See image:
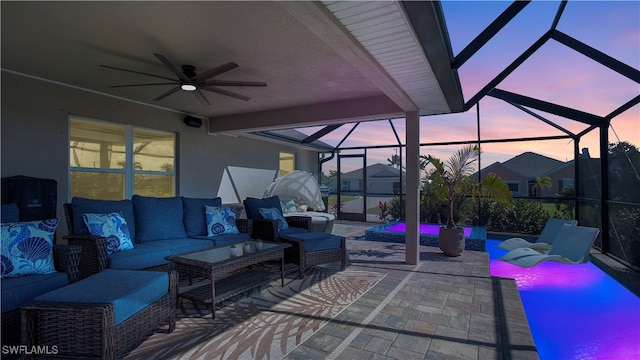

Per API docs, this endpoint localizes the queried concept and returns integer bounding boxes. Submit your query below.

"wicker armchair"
[243,196,312,242]
[1,244,81,347]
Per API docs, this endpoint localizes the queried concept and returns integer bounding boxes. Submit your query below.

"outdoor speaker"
[183,116,202,128]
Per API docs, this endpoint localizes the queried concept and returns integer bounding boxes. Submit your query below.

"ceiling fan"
[101,53,267,105]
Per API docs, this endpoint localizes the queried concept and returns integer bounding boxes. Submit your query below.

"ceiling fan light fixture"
[181,83,197,91]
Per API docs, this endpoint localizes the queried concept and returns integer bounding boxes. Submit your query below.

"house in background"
[326,163,405,196]
[478,152,576,197]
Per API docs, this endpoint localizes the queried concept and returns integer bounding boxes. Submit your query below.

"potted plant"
[230,244,240,257]
[421,145,512,256]
[255,239,263,250]
[243,241,252,254]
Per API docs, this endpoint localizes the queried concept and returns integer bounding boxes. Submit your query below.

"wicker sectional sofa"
[64,195,251,278]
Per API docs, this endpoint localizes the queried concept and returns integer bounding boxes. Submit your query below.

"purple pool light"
[384,222,473,238]
[488,240,640,359]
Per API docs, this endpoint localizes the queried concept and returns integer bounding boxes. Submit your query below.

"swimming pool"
[487,240,640,359]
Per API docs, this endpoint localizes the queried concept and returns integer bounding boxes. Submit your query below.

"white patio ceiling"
[1,1,462,138]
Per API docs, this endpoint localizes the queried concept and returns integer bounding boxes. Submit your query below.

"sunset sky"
[308,0,639,174]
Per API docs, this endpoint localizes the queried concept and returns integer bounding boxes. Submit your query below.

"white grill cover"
[264,170,325,211]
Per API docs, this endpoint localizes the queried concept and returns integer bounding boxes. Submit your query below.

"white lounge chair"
[496,218,578,251]
[498,224,600,268]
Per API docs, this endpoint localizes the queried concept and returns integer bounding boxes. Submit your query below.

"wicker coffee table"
[165,241,290,318]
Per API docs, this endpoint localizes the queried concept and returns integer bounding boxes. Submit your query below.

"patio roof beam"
[577,124,599,138]
[302,124,342,144]
[488,88,604,126]
[551,30,640,84]
[464,30,551,110]
[334,134,573,151]
[550,0,568,31]
[453,0,530,69]
[504,99,574,136]
[336,122,360,149]
[607,94,640,120]
[389,119,402,146]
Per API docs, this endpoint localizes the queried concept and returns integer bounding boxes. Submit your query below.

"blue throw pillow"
[205,206,240,236]
[71,197,136,243]
[244,196,283,220]
[82,213,134,254]
[182,197,222,237]
[132,195,186,242]
[259,207,289,231]
[1,218,58,278]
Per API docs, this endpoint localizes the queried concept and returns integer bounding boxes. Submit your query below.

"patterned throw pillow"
[1,218,59,278]
[259,207,289,231]
[205,206,240,236]
[82,213,134,254]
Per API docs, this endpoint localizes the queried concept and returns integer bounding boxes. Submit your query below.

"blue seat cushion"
[182,197,222,237]
[244,196,282,220]
[72,198,136,243]
[146,238,213,255]
[108,244,172,270]
[280,227,309,237]
[1,203,19,223]
[190,232,250,247]
[132,195,186,242]
[34,269,168,326]
[284,232,343,252]
[1,272,68,312]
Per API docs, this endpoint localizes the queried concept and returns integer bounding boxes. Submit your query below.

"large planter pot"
[439,227,465,257]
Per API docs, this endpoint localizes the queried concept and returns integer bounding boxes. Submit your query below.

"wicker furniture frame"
[1,245,81,348]
[242,199,312,241]
[62,203,252,279]
[21,271,177,360]
[166,242,291,318]
[280,235,346,279]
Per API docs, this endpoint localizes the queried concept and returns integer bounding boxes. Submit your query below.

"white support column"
[405,111,420,265]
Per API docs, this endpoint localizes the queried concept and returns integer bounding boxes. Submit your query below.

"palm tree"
[531,176,552,197]
[421,145,512,229]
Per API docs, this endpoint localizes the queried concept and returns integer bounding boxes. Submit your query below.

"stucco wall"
[1,72,319,237]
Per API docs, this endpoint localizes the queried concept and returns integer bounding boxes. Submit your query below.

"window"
[560,178,574,191]
[70,117,175,200]
[279,152,295,177]
[506,181,520,195]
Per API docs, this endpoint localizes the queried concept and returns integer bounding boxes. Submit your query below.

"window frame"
[69,115,176,200]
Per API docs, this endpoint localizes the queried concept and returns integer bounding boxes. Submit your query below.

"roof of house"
[482,152,567,179]
[339,163,405,180]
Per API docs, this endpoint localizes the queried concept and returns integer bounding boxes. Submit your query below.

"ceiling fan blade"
[154,53,191,82]
[100,65,176,81]
[111,82,177,88]
[153,86,181,101]
[201,86,250,101]
[193,89,211,106]
[195,62,239,82]
[202,80,267,87]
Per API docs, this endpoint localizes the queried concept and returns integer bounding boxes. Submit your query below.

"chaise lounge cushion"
[182,197,222,237]
[284,232,343,252]
[190,233,250,247]
[144,238,214,255]
[1,272,68,312]
[71,197,136,243]
[1,203,19,223]
[132,195,187,242]
[34,269,169,325]
[107,244,173,270]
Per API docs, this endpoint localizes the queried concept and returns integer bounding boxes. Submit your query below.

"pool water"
[487,239,640,359]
